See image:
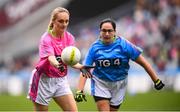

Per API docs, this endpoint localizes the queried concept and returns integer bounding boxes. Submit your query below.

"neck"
[100,36,116,45]
[55,31,63,37]
[51,29,63,38]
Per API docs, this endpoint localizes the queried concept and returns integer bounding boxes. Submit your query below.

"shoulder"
[116,36,126,42]
[64,31,75,39]
[117,36,143,52]
[40,32,52,43]
[91,39,100,47]
[116,36,132,45]
[88,39,101,51]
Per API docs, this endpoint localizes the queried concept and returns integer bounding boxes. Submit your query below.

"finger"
[85,73,91,78]
[86,72,92,78]
[78,98,82,102]
[76,99,81,102]
[83,73,90,78]
[83,95,87,101]
[75,98,79,102]
[82,74,87,78]
[87,74,92,78]
[85,74,88,78]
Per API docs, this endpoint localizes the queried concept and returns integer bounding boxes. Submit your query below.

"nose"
[105,31,110,35]
[63,22,68,26]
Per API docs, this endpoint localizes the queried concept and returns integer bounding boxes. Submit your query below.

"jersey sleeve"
[124,39,143,61]
[39,36,54,58]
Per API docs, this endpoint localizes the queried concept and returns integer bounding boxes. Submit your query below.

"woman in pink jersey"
[27,7,90,111]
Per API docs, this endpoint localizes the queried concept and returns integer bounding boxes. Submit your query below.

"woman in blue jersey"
[75,18,165,111]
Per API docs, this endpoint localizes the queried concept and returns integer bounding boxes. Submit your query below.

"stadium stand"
[0,0,179,95]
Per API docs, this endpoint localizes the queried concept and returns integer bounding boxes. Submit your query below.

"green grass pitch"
[0,90,179,111]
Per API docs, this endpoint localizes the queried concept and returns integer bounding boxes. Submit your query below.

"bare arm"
[75,73,88,102]
[48,55,59,68]
[135,54,159,82]
[72,63,84,69]
[77,73,87,91]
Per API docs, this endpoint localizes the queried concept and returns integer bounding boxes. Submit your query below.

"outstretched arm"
[135,54,165,90]
[77,73,87,91]
[48,55,60,68]
[73,63,94,78]
[135,54,158,82]
[74,73,88,102]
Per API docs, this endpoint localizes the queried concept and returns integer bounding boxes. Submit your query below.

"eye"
[58,20,69,24]
[65,20,69,23]
[101,29,114,33]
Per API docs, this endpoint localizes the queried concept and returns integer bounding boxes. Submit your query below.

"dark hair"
[99,18,116,31]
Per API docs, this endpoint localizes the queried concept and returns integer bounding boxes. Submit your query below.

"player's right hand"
[74,90,87,102]
[57,64,65,72]
[154,79,165,90]
[80,65,95,78]
[56,56,65,72]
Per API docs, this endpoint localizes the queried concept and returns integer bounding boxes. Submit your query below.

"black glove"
[57,64,65,72]
[154,79,165,90]
[74,90,87,102]
[56,56,65,72]
[56,56,62,62]
[80,65,95,78]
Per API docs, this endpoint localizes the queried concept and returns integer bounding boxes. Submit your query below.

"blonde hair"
[48,7,70,30]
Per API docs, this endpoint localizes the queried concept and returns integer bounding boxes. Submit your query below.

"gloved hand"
[80,65,95,78]
[154,79,165,90]
[57,64,65,72]
[56,56,61,62]
[56,56,65,72]
[74,90,87,102]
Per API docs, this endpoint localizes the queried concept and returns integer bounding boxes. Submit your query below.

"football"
[61,46,81,66]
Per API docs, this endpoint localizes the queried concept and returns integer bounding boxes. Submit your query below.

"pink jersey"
[36,31,75,77]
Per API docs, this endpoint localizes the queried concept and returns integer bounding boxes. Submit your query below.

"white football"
[61,46,81,66]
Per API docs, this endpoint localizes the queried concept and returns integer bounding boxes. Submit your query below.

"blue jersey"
[84,36,142,82]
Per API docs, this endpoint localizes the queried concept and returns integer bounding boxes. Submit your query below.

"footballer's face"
[53,12,69,36]
[100,22,115,44]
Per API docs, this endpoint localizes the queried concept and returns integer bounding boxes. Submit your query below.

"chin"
[60,29,66,33]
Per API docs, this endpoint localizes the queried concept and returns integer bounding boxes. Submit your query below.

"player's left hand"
[80,65,95,78]
[154,79,165,90]
[74,90,87,102]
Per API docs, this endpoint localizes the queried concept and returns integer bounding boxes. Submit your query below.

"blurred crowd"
[76,0,180,73]
[0,0,179,95]
[74,0,180,93]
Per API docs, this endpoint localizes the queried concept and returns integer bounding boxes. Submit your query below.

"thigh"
[110,78,127,106]
[96,99,110,111]
[54,76,72,97]
[91,76,111,98]
[93,96,110,111]
[110,104,121,111]
[28,71,54,106]
[53,94,77,111]
[53,76,77,111]
[33,102,48,112]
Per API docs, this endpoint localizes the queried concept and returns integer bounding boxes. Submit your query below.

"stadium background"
[0,0,179,111]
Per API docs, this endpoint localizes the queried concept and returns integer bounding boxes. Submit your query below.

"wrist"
[54,63,60,68]
[76,90,83,93]
[154,79,160,84]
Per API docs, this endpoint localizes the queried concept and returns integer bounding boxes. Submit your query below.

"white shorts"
[27,69,72,105]
[91,76,127,106]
